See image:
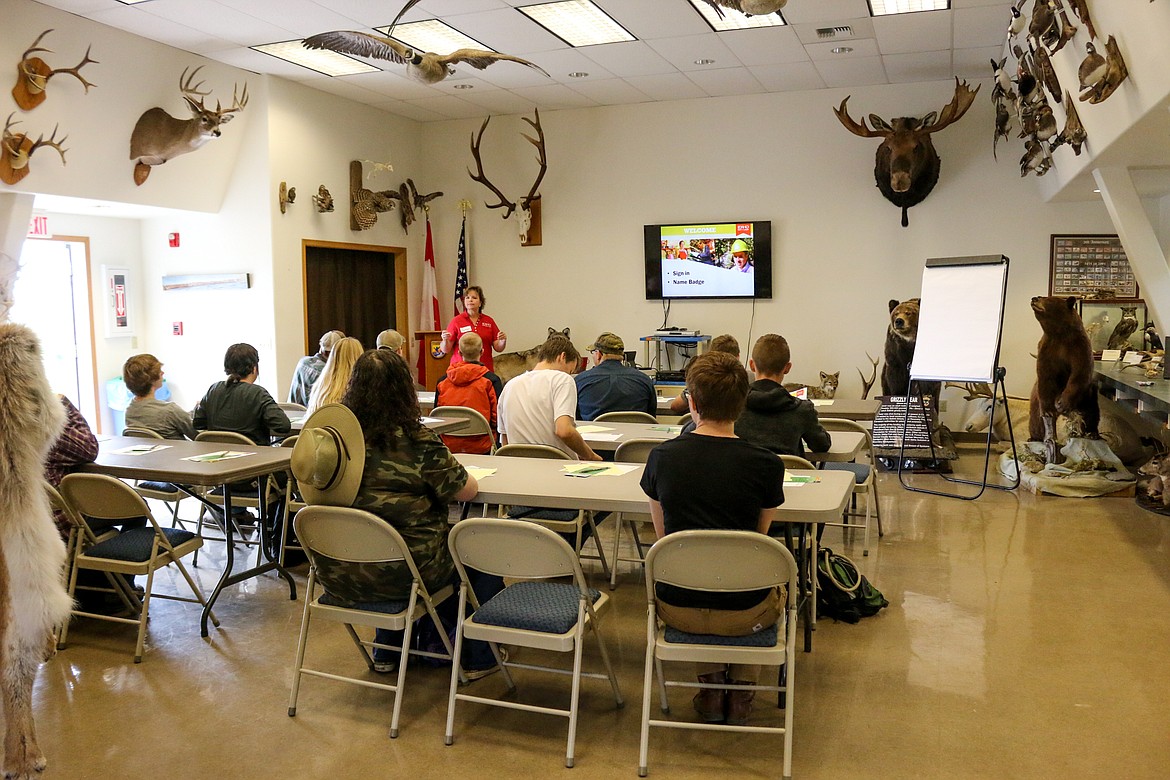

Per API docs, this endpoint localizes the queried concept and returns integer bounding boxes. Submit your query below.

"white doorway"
[11,236,99,427]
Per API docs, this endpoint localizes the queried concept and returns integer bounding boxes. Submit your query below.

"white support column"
[0,192,35,323]
[1093,167,1170,331]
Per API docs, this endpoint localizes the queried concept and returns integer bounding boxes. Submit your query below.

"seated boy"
[123,353,196,440]
[434,333,500,454]
[734,334,831,459]
[640,351,785,725]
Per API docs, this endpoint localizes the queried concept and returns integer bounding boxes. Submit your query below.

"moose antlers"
[13,29,98,111]
[1,113,67,185]
[468,108,547,221]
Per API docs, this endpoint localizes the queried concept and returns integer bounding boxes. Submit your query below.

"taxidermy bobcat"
[784,371,839,400]
[1139,453,1170,507]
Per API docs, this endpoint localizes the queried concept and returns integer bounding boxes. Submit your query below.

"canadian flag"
[417,216,441,378]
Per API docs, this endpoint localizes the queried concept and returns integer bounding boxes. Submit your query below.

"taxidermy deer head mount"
[833,78,979,227]
[468,108,547,246]
[1,113,67,185]
[129,66,248,186]
[12,29,98,111]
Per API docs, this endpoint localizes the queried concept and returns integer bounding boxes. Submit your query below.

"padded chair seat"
[474,581,601,634]
[138,481,180,493]
[822,461,870,483]
[86,526,197,562]
[508,506,580,522]
[664,624,778,647]
[318,592,410,614]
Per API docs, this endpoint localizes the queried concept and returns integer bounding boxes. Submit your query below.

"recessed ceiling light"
[694,58,716,66]
[568,71,589,78]
[1093,188,1101,193]
[252,40,379,77]
[453,83,473,89]
[831,46,854,54]
[518,1,635,47]
[374,20,491,53]
[867,0,950,16]
[687,0,786,31]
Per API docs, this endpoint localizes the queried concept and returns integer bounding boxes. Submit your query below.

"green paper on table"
[649,425,682,433]
[562,463,638,477]
[783,475,820,486]
[113,443,171,455]
[183,450,254,463]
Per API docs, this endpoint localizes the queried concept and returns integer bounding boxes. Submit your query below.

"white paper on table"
[811,399,832,406]
[575,425,614,434]
[182,450,253,463]
[581,432,623,442]
[465,467,496,480]
[1123,352,1144,364]
[112,443,172,455]
[1101,349,1123,362]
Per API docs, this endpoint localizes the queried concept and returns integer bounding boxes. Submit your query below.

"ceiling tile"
[216,0,364,39]
[209,47,321,79]
[440,8,568,55]
[344,69,441,99]
[372,99,448,122]
[579,41,676,78]
[598,0,710,40]
[953,4,1010,49]
[137,0,298,46]
[952,45,1003,80]
[782,0,872,26]
[643,33,741,72]
[458,88,545,114]
[720,27,810,67]
[883,49,953,83]
[34,0,110,13]
[623,72,708,101]
[804,37,881,61]
[874,10,952,55]
[509,83,600,110]
[407,94,493,118]
[302,76,391,103]
[748,61,827,92]
[686,66,767,97]
[566,78,652,105]
[790,17,875,45]
[87,7,227,52]
[814,55,888,88]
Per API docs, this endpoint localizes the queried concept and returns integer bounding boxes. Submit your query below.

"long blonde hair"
[306,336,363,416]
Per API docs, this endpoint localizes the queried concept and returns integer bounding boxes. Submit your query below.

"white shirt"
[497,368,579,459]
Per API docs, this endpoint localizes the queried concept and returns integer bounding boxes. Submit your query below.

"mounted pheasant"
[833,78,980,227]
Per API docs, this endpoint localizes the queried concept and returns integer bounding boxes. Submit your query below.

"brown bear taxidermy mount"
[834,78,980,227]
[1029,296,1100,464]
[881,298,941,422]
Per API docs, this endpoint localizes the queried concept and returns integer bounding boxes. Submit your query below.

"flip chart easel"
[898,254,1020,498]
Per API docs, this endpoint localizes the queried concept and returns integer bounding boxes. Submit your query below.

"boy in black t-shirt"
[640,351,784,726]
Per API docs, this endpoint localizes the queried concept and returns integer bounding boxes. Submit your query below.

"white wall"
[419,82,1114,425]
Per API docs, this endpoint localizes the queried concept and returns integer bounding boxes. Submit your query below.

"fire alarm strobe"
[168,233,180,247]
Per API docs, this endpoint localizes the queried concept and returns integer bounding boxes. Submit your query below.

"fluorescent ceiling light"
[868,0,950,15]
[374,20,492,53]
[252,40,379,77]
[688,0,786,31]
[518,1,635,47]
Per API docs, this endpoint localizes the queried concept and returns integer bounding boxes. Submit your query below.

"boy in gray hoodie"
[734,334,831,459]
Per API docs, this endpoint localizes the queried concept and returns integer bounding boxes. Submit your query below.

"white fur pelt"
[0,323,72,780]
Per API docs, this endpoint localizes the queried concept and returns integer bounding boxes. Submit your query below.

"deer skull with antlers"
[129,66,248,186]
[468,109,547,245]
[1,113,67,185]
[834,78,979,227]
[12,29,98,111]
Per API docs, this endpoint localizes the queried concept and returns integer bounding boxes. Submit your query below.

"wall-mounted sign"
[27,214,50,239]
[102,265,134,338]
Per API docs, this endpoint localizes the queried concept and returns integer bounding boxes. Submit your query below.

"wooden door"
[302,240,408,354]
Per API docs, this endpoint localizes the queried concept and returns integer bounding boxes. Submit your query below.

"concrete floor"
[26,453,1170,779]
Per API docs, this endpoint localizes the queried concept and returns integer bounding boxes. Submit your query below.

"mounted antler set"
[129,66,248,185]
[12,29,98,110]
[1,113,67,185]
[468,108,547,245]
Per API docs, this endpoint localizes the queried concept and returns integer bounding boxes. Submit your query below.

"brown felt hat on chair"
[290,403,365,507]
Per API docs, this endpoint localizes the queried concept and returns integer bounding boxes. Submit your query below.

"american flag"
[417,216,441,378]
[453,215,468,314]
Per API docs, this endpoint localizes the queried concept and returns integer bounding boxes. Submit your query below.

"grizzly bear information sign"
[872,396,934,449]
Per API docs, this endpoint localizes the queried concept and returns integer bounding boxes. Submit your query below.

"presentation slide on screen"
[660,223,755,297]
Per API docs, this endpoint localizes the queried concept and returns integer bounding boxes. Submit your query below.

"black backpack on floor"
[816,547,888,624]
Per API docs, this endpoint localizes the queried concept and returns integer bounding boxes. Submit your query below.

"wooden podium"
[414,330,447,390]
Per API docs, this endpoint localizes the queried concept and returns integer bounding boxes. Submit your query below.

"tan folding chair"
[289,506,457,738]
[818,418,882,556]
[675,412,692,427]
[277,402,307,413]
[609,438,663,590]
[430,405,496,454]
[595,410,658,424]
[193,429,266,565]
[445,519,624,768]
[276,435,305,566]
[122,427,188,528]
[494,443,610,580]
[57,473,216,663]
[638,531,798,779]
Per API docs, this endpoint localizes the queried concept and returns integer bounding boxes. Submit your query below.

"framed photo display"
[1049,234,1139,300]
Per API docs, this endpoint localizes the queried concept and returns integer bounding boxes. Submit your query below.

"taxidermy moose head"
[468,108,546,245]
[129,66,248,185]
[833,78,980,227]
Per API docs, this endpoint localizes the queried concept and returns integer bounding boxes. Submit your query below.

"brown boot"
[725,681,755,725]
[693,672,727,723]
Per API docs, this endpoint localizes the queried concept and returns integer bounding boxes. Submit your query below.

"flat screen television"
[644,221,772,300]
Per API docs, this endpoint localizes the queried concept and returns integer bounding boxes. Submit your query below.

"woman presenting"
[438,286,506,372]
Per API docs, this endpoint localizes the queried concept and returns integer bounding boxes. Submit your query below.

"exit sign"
[27,215,51,239]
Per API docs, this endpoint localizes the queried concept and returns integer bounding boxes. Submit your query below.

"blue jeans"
[374,567,504,671]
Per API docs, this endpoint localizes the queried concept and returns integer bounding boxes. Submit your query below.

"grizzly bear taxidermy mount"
[1028,295,1100,463]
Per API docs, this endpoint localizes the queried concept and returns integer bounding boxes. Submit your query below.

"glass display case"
[1079,299,1148,353]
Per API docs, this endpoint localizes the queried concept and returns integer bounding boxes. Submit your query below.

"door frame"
[301,239,409,354]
